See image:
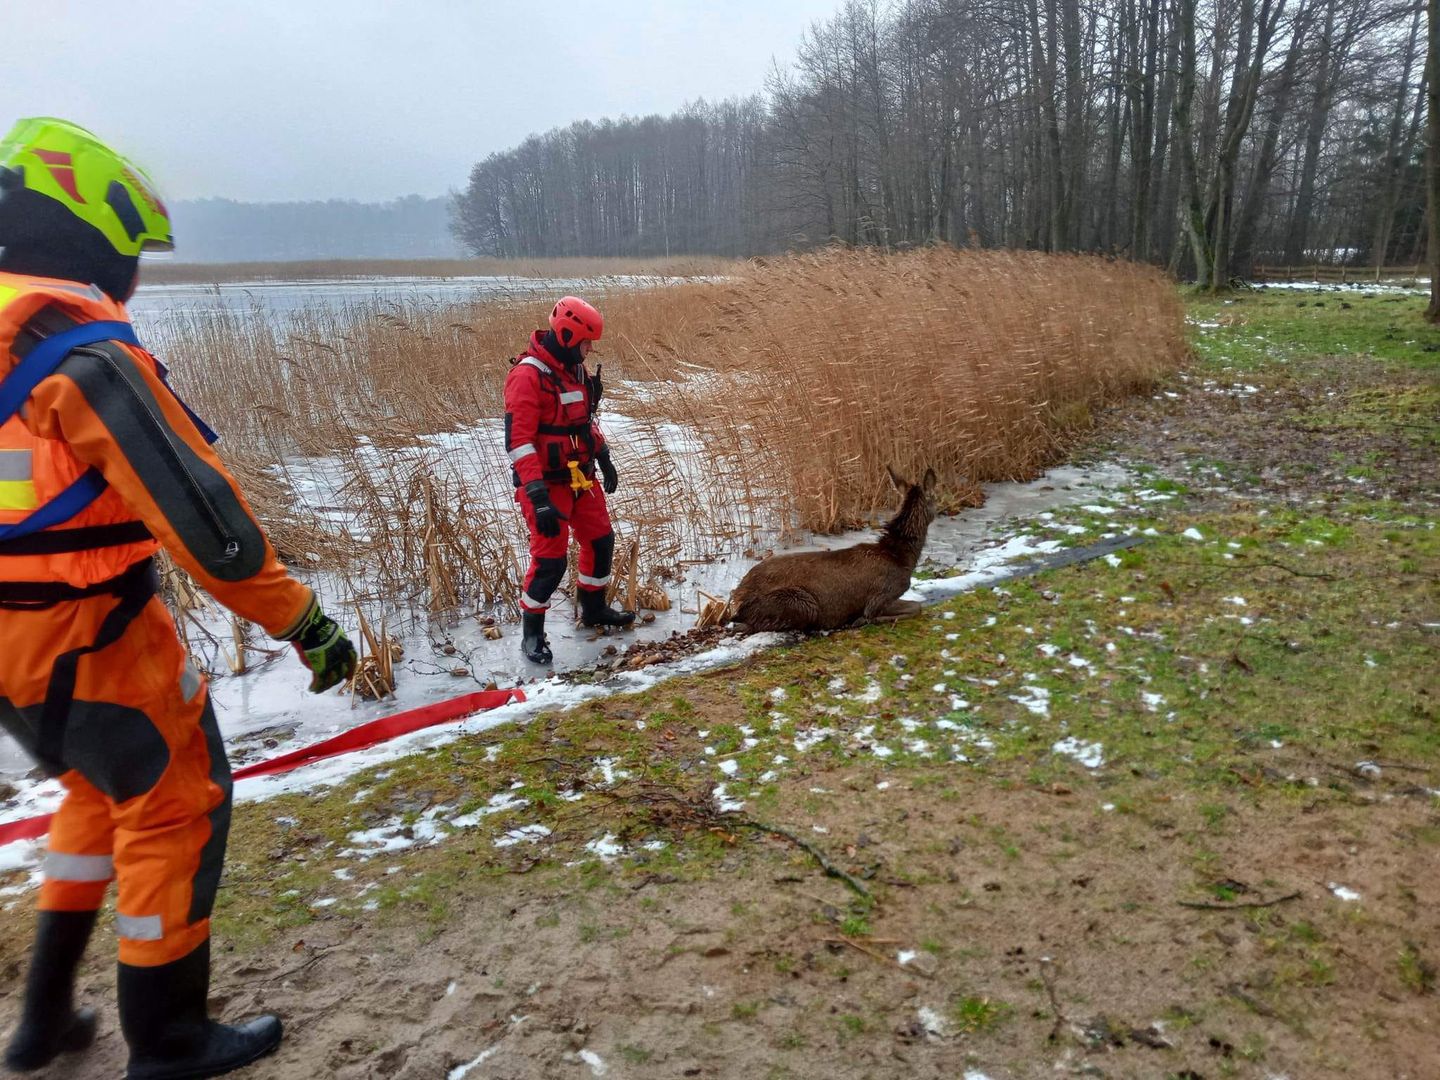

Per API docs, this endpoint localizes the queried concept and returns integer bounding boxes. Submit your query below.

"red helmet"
[549,296,603,347]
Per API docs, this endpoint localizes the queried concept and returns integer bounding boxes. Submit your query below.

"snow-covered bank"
[0,462,1152,876]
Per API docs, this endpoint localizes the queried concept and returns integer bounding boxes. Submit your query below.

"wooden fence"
[1251,264,1425,284]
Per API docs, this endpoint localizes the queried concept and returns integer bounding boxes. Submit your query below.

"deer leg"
[866,598,924,625]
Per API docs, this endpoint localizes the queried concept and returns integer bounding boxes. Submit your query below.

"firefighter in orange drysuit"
[0,118,357,1079]
[505,296,634,664]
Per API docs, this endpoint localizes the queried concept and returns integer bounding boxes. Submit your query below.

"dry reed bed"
[146,250,1184,639]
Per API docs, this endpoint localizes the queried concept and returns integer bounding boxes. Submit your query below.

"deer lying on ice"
[727,466,938,633]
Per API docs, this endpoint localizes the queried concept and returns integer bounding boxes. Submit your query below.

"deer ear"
[885,465,905,492]
[921,468,937,493]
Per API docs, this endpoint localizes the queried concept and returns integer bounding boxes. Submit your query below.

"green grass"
[1186,288,1440,372]
[952,994,1012,1032]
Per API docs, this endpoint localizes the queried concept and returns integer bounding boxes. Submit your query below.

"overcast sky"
[6,0,842,204]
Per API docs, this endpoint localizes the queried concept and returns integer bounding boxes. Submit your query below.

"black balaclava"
[0,180,140,303]
[541,328,585,369]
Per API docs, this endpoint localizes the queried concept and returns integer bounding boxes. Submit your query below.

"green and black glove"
[280,597,358,693]
[597,449,619,495]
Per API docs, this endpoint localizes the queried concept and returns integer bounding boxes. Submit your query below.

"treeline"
[172,195,464,263]
[452,0,1425,282]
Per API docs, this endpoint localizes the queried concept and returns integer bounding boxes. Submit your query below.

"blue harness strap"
[0,319,217,543]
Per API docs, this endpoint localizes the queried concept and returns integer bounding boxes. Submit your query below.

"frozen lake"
[126,273,692,331]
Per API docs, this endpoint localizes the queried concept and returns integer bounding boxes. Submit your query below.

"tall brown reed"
[145,249,1184,642]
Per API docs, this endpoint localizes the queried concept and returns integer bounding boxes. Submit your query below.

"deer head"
[883,465,938,547]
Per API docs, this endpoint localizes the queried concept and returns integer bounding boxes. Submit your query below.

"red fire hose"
[0,686,525,847]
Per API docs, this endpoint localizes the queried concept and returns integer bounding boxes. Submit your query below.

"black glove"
[280,597,358,693]
[597,450,619,495]
[524,480,565,537]
[587,363,603,408]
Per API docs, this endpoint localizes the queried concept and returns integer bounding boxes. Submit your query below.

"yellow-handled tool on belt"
[568,460,594,493]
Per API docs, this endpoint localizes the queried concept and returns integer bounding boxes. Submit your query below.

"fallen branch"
[1178,890,1301,911]
[1250,557,1336,580]
[738,818,873,900]
[1039,957,1071,1043]
[820,936,921,976]
[1224,983,1277,1018]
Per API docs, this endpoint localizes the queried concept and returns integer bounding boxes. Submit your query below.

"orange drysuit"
[0,272,311,967]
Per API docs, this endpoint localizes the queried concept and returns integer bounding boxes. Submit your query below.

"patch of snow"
[448,791,529,829]
[718,759,740,776]
[854,680,884,704]
[1328,883,1361,902]
[584,833,625,861]
[577,1049,609,1077]
[449,1044,502,1079]
[917,1005,956,1038]
[1010,686,1051,717]
[712,784,744,813]
[494,824,550,848]
[1182,528,1205,541]
[793,728,832,753]
[1053,737,1105,768]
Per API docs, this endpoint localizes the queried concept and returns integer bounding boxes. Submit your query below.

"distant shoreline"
[139,255,739,285]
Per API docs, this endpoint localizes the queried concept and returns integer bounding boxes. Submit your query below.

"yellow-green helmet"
[0,117,173,257]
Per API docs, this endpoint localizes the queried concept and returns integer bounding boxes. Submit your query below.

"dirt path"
[28,761,1438,1080]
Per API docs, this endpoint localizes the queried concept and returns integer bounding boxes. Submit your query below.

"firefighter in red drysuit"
[0,118,357,1079]
[505,296,634,664]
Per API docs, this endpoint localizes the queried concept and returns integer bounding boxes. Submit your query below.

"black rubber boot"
[578,588,636,629]
[4,909,99,1072]
[118,940,282,1080]
[521,610,553,664]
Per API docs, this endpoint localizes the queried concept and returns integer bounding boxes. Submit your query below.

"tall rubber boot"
[521,610,553,664]
[578,588,636,629]
[118,940,282,1080]
[4,909,99,1071]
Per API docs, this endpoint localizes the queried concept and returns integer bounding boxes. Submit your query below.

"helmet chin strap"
[541,328,586,368]
[0,186,139,303]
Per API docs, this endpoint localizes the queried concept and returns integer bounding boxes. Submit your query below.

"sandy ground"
[9,758,1437,1080]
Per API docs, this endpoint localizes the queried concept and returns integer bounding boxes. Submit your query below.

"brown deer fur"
[727,467,938,633]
